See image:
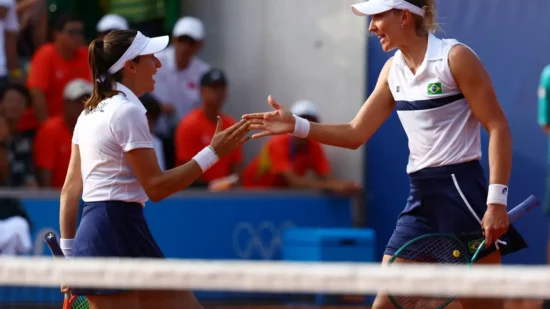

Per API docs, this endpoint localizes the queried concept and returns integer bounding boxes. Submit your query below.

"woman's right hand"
[210,116,251,157]
[242,96,296,139]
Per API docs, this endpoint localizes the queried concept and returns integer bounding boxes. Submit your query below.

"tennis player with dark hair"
[59,29,249,309]
[243,0,525,308]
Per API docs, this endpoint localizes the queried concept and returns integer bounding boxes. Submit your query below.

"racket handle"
[44,232,65,257]
[508,195,540,224]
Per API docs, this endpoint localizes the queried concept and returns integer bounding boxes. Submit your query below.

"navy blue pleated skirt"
[385,161,527,261]
[72,201,164,296]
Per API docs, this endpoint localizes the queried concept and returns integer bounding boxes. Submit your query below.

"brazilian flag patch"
[427,82,443,95]
[467,238,486,254]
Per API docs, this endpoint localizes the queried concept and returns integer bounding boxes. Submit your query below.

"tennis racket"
[44,232,90,309]
[387,195,540,309]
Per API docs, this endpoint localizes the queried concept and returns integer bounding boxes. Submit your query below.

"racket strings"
[391,235,470,309]
[70,295,90,309]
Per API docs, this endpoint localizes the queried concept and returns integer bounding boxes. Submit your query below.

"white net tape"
[0,257,548,299]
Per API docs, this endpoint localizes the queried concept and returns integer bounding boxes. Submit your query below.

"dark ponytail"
[85,30,139,113]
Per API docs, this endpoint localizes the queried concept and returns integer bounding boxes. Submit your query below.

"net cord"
[0,257,548,299]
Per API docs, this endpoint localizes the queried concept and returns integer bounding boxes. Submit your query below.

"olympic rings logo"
[232,221,296,259]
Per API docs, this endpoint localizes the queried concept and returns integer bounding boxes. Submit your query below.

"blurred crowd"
[0,0,361,196]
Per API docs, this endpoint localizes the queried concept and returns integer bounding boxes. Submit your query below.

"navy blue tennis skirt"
[385,160,527,261]
[72,201,164,296]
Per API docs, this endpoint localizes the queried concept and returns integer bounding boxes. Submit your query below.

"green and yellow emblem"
[467,238,486,254]
[427,82,443,95]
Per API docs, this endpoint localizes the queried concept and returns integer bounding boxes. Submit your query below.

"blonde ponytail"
[422,0,438,34]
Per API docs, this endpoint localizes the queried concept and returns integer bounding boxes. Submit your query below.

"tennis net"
[0,257,546,308]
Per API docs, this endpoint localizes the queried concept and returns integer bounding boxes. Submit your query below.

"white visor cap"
[351,0,425,17]
[107,31,169,75]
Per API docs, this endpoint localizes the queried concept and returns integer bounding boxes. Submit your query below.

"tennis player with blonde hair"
[243,0,526,308]
[59,29,249,309]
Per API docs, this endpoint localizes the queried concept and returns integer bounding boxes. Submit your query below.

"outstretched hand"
[242,96,296,139]
[209,116,251,157]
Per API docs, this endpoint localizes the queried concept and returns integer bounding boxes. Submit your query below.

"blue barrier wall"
[24,191,354,260]
[2,190,354,303]
[366,0,550,264]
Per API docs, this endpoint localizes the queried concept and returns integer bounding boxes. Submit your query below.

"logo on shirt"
[427,82,443,95]
[396,86,400,93]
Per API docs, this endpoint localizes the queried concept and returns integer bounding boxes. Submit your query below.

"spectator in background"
[0,197,32,256]
[1,0,21,88]
[153,16,210,169]
[33,78,89,188]
[242,100,361,195]
[107,0,165,37]
[20,14,90,131]
[538,64,550,309]
[95,13,128,39]
[0,84,36,187]
[140,93,165,171]
[16,0,47,74]
[175,69,242,188]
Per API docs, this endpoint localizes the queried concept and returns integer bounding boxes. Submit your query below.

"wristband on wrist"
[192,146,219,172]
[292,115,310,138]
[60,238,74,259]
[487,184,508,206]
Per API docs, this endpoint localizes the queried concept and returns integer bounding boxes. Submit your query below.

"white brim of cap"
[139,35,169,56]
[351,1,393,16]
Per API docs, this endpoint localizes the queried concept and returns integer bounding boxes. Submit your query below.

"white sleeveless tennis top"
[73,83,154,205]
[388,34,482,174]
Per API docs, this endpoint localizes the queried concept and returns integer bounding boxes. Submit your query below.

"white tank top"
[73,83,154,205]
[387,34,482,174]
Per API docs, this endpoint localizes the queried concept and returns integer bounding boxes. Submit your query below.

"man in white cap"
[152,16,211,169]
[242,100,361,195]
[96,14,129,39]
[33,78,91,188]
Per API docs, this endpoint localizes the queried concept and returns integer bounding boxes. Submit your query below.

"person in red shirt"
[243,100,360,195]
[21,14,91,131]
[175,69,243,188]
[33,78,90,188]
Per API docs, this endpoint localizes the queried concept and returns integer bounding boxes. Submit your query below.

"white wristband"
[193,146,219,172]
[487,184,508,206]
[292,115,310,138]
[60,238,74,259]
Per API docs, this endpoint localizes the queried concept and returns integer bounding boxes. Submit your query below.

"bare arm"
[126,148,203,201]
[449,45,512,187]
[307,58,395,149]
[30,88,48,123]
[59,144,83,239]
[246,58,395,149]
[126,118,250,201]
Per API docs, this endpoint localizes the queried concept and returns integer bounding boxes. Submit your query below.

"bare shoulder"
[448,45,484,74]
[381,56,394,76]
[376,56,394,86]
